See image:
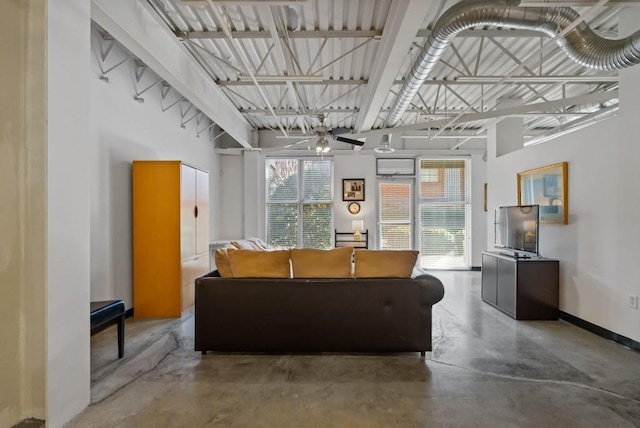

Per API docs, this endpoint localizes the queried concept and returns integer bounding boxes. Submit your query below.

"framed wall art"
[517,162,568,224]
[342,179,365,201]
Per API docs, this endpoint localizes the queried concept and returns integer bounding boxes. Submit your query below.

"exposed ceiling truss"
[138,0,638,151]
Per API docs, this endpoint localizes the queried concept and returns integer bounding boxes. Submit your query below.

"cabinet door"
[481,253,498,305]
[497,258,517,317]
[180,164,197,260]
[195,169,209,255]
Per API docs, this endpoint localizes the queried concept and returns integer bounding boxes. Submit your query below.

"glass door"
[378,180,413,250]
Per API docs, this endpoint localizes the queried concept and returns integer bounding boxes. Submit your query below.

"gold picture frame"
[517,162,568,224]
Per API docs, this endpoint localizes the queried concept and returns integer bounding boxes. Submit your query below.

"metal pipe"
[386,0,640,126]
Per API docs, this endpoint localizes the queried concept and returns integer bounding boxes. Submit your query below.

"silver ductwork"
[385,0,640,126]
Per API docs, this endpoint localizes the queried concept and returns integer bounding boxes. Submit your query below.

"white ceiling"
[138,0,631,152]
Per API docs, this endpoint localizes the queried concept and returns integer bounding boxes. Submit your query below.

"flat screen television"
[494,205,539,257]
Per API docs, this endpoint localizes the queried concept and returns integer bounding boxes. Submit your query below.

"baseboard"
[470,266,481,271]
[559,311,640,353]
[126,308,134,318]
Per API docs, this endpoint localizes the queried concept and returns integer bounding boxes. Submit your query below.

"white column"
[46,0,92,426]
[495,98,524,157]
[243,151,262,238]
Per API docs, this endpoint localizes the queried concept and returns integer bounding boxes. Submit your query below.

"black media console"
[481,251,559,320]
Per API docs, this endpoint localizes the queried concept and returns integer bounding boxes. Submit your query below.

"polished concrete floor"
[69,271,640,427]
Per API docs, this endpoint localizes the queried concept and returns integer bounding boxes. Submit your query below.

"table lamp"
[352,220,364,241]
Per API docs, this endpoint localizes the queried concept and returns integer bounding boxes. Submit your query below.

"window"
[266,159,333,249]
[422,168,439,183]
[418,159,470,269]
[378,181,413,250]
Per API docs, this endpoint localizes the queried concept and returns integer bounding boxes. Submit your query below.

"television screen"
[495,205,539,255]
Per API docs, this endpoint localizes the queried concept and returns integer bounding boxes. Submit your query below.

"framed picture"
[517,162,568,224]
[343,179,365,201]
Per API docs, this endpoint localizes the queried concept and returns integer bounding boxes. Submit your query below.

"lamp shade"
[352,220,364,232]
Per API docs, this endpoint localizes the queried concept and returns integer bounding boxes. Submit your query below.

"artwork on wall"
[343,179,365,201]
[484,183,488,212]
[517,162,568,224]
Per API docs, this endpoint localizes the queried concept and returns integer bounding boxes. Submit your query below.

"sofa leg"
[201,350,207,356]
[420,351,426,357]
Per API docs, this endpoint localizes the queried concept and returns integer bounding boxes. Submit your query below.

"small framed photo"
[342,179,365,201]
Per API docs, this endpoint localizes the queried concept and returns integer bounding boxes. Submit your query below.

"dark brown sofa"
[195,268,445,355]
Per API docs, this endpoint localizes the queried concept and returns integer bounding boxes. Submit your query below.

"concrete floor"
[69,271,640,427]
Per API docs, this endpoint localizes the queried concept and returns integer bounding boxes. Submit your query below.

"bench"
[90,300,125,358]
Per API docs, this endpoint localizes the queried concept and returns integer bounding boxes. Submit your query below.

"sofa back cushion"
[354,250,419,278]
[290,247,353,278]
[227,249,291,278]
[214,248,235,277]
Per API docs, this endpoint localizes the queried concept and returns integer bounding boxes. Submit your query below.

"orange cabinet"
[133,161,210,317]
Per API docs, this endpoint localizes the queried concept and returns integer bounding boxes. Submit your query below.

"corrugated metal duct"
[386,0,640,126]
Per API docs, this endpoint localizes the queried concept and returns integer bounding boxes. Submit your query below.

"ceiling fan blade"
[282,138,313,149]
[329,127,351,136]
[262,137,315,152]
[335,136,365,146]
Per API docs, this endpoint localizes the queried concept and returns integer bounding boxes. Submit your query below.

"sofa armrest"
[413,268,445,306]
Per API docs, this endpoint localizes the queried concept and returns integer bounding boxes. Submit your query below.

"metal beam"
[215,76,617,86]
[354,0,429,133]
[347,89,619,138]
[455,75,618,83]
[178,28,546,40]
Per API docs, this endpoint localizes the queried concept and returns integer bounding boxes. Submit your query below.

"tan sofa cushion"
[214,248,235,278]
[354,250,419,278]
[228,249,291,278]
[290,247,353,278]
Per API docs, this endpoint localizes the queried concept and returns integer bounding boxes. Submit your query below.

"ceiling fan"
[277,113,364,153]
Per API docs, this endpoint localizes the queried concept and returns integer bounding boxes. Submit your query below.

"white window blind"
[378,181,413,250]
[419,159,470,269]
[267,159,333,249]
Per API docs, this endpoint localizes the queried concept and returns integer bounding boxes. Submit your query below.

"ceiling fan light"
[375,134,395,153]
[322,146,331,153]
[374,146,395,153]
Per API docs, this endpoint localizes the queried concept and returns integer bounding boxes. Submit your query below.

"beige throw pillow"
[290,247,353,278]
[354,250,419,278]
[227,249,291,278]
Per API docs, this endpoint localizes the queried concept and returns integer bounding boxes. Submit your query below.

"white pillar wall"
[495,98,524,157]
[243,151,263,238]
[47,0,92,426]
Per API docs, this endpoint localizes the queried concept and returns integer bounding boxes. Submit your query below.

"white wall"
[334,154,379,246]
[485,8,640,343]
[224,151,487,267]
[89,27,222,309]
[47,0,92,426]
